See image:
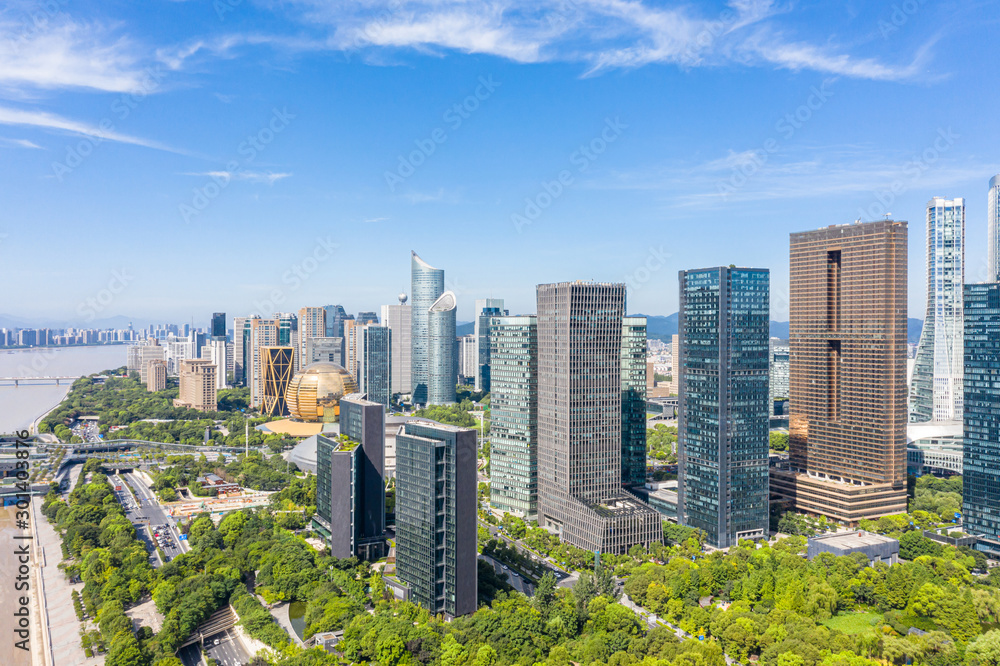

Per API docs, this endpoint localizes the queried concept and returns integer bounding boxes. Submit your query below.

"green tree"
[968,630,1000,665]
[475,644,498,666]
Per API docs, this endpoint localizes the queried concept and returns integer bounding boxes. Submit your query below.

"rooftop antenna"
[884,213,892,220]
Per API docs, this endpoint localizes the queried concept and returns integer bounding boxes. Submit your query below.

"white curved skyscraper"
[410,252,444,405]
[909,197,964,423]
[990,175,1000,281]
[427,290,457,405]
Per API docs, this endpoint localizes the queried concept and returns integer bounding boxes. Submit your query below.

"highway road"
[202,627,250,666]
[481,553,533,596]
[124,471,189,556]
[109,472,185,565]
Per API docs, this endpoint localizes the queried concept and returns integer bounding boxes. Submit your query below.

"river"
[0,346,126,434]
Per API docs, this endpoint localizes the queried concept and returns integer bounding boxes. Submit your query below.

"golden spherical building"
[285,362,358,422]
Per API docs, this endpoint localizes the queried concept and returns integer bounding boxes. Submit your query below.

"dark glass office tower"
[963,283,1000,556]
[536,281,662,554]
[314,394,386,560]
[359,325,392,409]
[621,316,648,488]
[677,267,770,548]
[411,252,445,405]
[394,420,477,617]
[211,312,226,339]
[323,305,350,338]
[489,315,538,519]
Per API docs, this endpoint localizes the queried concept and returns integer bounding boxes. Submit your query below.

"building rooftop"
[810,531,897,549]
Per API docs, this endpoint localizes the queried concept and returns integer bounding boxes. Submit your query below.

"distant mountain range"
[636,314,924,345]
[0,313,162,331]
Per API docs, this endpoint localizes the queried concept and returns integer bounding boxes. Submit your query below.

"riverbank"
[0,346,125,434]
[28,394,72,436]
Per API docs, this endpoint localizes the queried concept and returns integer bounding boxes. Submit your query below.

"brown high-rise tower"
[770,220,908,523]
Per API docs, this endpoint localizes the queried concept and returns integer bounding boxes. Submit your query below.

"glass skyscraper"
[990,176,1000,282]
[394,420,477,617]
[620,316,648,488]
[771,220,908,523]
[410,252,445,405]
[211,312,226,339]
[910,197,965,423]
[427,291,457,405]
[358,325,392,409]
[323,304,350,338]
[314,395,386,560]
[474,298,507,391]
[963,283,1000,556]
[536,281,662,554]
[488,315,538,519]
[677,267,770,548]
[381,294,412,395]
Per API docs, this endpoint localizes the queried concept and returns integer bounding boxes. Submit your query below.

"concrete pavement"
[202,627,250,666]
[31,495,102,666]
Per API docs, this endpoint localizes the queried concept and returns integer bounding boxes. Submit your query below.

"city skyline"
[2,2,999,322]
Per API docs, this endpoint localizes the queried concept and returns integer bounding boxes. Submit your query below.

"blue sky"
[2,0,998,325]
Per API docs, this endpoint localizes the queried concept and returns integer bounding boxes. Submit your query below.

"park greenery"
[769,431,789,452]
[414,400,483,430]
[43,449,1000,666]
[37,368,304,452]
[146,450,307,498]
[647,425,677,463]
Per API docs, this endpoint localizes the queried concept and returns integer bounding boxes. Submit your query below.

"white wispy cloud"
[0,18,151,93]
[588,146,997,208]
[0,106,180,151]
[0,136,41,149]
[266,0,928,81]
[186,170,292,184]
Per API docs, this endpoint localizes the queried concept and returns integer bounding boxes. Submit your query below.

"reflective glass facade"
[411,252,445,405]
[488,315,538,518]
[427,291,457,405]
[990,176,1000,282]
[474,298,507,391]
[910,197,965,423]
[359,325,392,408]
[677,267,770,548]
[963,284,1000,555]
[395,421,477,617]
[621,317,648,488]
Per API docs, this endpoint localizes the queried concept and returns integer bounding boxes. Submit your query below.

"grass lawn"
[822,612,882,635]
